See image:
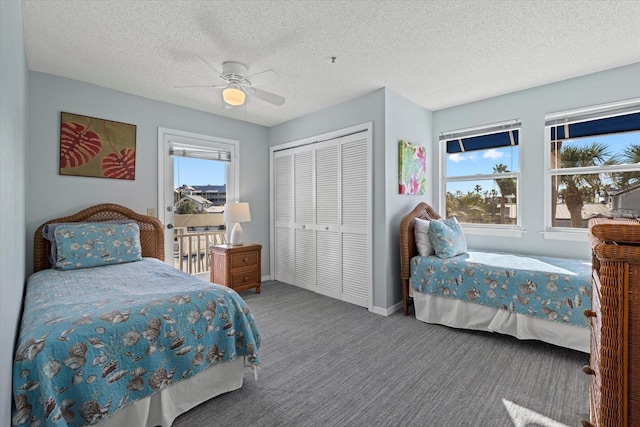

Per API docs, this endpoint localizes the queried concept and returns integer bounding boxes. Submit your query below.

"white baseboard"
[372,301,403,317]
[261,275,271,282]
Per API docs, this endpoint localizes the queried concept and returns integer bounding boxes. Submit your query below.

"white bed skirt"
[96,357,246,427]
[412,292,590,353]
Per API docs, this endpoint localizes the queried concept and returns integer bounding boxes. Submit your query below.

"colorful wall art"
[59,112,137,180]
[398,140,426,195]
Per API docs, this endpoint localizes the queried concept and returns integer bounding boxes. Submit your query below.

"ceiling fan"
[175,57,285,108]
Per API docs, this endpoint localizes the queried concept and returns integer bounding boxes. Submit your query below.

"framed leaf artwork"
[398,140,426,195]
[59,112,137,180]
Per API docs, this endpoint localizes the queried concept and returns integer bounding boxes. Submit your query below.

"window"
[545,99,640,230]
[441,120,521,227]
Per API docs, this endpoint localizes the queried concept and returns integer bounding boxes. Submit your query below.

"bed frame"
[399,202,441,315]
[33,203,165,272]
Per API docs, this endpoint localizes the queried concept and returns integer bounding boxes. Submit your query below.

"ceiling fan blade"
[247,69,278,87]
[251,88,285,106]
[194,55,227,85]
[173,84,226,89]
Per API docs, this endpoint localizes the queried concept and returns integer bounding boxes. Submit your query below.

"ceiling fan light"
[222,87,246,106]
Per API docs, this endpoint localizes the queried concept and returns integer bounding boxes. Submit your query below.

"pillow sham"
[414,217,435,256]
[43,220,134,266]
[428,217,467,258]
[54,222,142,270]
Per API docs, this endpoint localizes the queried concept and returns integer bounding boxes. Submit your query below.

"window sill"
[541,230,588,242]
[460,225,524,238]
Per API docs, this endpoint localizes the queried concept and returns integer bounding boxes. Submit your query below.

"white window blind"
[169,142,232,162]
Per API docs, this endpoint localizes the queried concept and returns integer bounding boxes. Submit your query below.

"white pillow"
[414,217,435,256]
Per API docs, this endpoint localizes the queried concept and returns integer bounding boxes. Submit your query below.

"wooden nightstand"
[210,243,262,293]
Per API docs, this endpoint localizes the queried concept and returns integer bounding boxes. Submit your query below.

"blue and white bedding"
[410,251,592,328]
[12,258,261,427]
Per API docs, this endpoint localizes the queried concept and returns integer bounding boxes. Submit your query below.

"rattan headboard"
[399,202,441,315]
[34,203,165,272]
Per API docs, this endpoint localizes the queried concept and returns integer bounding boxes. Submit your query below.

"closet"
[272,130,371,308]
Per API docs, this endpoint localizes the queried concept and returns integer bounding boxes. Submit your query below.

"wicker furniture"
[210,243,262,293]
[33,203,164,272]
[399,202,441,315]
[584,217,640,427]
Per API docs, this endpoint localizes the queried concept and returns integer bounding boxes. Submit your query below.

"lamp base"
[229,222,244,246]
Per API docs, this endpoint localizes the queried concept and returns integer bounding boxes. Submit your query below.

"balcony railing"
[173,230,227,275]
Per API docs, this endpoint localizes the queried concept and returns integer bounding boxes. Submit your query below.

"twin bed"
[12,204,261,427]
[400,202,592,353]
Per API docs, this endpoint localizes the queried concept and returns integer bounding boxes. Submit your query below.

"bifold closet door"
[294,148,315,291]
[315,140,341,299]
[272,130,370,309]
[340,133,370,308]
[273,152,294,285]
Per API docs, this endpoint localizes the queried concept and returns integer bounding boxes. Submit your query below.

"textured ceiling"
[21,0,640,127]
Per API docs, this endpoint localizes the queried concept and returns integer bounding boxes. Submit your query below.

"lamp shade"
[224,202,251,223]
[222,86,246,106]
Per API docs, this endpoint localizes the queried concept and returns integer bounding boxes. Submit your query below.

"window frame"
[440,119,523,235]
[543,98,640,238]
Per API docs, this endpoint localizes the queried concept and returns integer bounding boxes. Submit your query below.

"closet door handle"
[584,309,597,318]
[582,365,595,375]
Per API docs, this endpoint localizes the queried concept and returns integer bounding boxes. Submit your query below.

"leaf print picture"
[398,140,427,195]
[59,112,137,180]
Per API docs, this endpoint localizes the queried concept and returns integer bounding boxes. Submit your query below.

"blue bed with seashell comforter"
[13,203,261,427]
[12,258,261,426]
[400,202,592,353]
[409,251,592,352]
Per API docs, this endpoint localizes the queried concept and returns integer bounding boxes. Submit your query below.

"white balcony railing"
[173,230,227,275]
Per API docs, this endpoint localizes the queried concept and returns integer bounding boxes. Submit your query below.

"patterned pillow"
[414,218,435,256]
[54,222,142,270]
[428,218,467,258]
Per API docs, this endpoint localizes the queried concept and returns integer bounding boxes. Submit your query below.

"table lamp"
[224,202,251,246]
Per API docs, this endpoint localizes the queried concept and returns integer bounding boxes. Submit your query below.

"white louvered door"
[294,147,315,291]
[340,133,370,307]
[315,139,341,299]
[273,151,295,285]
[271,129,370,309]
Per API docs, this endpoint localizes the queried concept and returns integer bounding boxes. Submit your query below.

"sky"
[446,131,640,195]
[174,157,226,188]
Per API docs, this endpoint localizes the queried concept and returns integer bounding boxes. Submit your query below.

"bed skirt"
[96,357,246,427]
[412,291,590,353]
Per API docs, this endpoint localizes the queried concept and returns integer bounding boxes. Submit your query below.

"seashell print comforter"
[410,251,592,327]
[12,258,261,426]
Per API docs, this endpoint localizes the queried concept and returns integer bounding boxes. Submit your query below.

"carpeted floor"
[174,281,590,427]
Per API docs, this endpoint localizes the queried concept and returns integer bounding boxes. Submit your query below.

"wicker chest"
[584,218,640,427]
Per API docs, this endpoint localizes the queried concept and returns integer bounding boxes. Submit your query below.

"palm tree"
[613,143,640,189]
[558,142,609,227]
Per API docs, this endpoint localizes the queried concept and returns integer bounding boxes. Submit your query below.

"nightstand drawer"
[230,268,260,288]
[230,251,259,269]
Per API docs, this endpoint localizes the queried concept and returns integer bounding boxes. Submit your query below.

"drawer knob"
[243,257,248,262]
[244,276,248,282]
[584,309,597,318]
[582,365,595,375]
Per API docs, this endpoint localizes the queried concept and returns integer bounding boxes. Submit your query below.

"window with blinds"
[545,99,640,229]
[441,119,521,226]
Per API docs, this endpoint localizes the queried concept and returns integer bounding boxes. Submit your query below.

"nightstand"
[209,243,262,293]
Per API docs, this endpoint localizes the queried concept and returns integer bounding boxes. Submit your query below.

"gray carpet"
[174,281,590,427]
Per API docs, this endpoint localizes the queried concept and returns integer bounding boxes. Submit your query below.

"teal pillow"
[54,222,142,270]
[428,218,467,258]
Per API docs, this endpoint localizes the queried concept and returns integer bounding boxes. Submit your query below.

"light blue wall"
[433,62,640,260]
[26,72,271,275]
[268,89,389,309]
[384,88,432,308]
[0,1,28,424]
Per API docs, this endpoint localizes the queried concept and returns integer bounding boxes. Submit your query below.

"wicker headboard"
[34,203,165,272]
[399,202,441,315]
